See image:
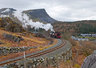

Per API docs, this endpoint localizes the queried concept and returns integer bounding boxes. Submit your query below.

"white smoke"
[13,10,54,31]
[0,15,9,17]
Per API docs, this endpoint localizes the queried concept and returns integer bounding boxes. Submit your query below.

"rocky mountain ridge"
[0,8,56,23]
[23,9,56,23]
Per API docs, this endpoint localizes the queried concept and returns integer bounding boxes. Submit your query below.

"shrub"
[74,64,80,68]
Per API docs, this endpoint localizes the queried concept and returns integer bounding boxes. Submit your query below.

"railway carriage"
[50,32,61,39]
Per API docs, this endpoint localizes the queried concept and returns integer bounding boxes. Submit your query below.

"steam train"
[33,31,61,39]
[50,32,61,39]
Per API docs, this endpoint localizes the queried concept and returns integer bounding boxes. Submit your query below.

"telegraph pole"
[23,46,27,68]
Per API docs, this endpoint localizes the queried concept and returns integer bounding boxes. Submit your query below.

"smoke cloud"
[0,8,54,31]
[13,10,54,31]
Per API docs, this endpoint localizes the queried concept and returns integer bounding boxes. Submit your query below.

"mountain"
[0,8,16,15]
[23,9,56,23]
[0,8,56,23]
[0,8,54,32]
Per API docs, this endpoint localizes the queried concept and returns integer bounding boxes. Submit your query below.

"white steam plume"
[13,10,54,31]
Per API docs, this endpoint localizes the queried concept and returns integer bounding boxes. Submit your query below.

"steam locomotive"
[50,32,61,39]
[33,31,61,39]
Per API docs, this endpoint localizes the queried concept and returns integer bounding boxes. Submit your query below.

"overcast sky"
[0,0,96,21]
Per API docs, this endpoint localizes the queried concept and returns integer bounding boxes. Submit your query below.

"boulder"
[35,33,45,38]
[81,50,96,68]
[0,41,3,45]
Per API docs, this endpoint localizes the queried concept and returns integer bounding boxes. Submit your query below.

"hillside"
[0,17,50,47]
[53,20,96,38]
[0,17,24,32]
[0,17,53,47]
[0,16,59,60]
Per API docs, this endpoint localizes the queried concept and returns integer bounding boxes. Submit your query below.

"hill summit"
[23,9,56,23]
[0,8,16,15]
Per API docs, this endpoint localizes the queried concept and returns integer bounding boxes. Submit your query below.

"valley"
[0,8,96,68]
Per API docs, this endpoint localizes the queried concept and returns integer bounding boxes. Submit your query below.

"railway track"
[0,39,65,66]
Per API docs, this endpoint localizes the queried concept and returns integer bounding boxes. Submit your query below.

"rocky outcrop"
[0,8,16,15]
[0,17,24,32]
[5,22,24,32]
[81,50,96,68]
[23,9,57,23]
[0,41,3,45]
[3,33,24,43]
[35,33,46,38]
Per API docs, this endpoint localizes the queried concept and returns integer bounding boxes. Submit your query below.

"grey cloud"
[0,0,96,21]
